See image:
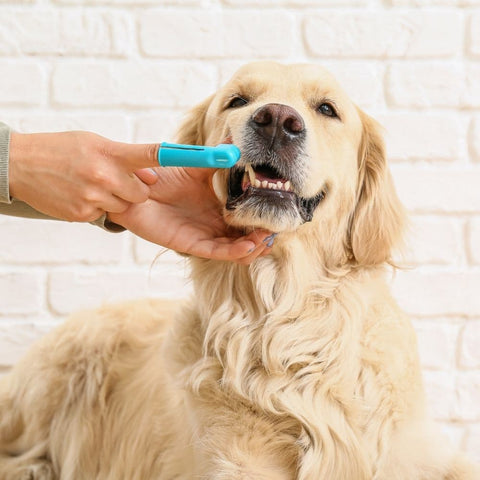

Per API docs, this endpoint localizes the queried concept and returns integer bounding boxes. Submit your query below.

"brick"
[469,13,480,57]
[0,272,42,315]
[0,10,132,57]
[470,116,480,162]
[55,0,199,3]
[392,167,480,214]
[379,113,463,162]
[388,63,480,108]
[10,114,130,141]
[459,322,480,368]
[402,216,464,266]
[422,370,457,420]
[0,62,45,106]
[465,424,480,463]
[48,269,191,315]
[386,63,463,108]
[0,218,127,265]
[52,62,216,108]
[223,0,368,4]
[134,111,184,144]
[392,270,480,317]
[0,322,54,367]
[139,10,294,59]
[387,0,460,4]
[304,12,461,58]
[376,113,466,162]
[412,320,459,369]
[455,373,480,421]
[468,218,480,265]
[463,64,480,107]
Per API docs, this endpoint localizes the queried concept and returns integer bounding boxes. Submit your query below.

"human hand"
[8,131,159,222]
[109,167,274,263]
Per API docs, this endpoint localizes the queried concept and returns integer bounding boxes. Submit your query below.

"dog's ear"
[348,109,406,266]
[175,94,214,145]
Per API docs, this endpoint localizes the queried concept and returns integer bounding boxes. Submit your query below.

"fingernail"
[149,168,158,176]
[263,233,278,245]
[247,246,256,253]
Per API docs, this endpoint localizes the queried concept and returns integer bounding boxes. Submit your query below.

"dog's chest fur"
[163,252,422,479]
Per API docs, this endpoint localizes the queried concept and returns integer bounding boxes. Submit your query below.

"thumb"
[135,167,158,185]
[108,141,160,171]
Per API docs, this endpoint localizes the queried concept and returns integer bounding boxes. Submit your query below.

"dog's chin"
[225,188,304,232]
[224,164,326,232]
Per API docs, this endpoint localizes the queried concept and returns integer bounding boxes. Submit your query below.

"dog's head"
[176,62,405,266]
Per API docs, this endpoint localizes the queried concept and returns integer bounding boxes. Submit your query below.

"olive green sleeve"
[0,122,11,204]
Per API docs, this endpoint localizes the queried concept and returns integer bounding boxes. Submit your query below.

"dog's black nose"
[250,104,305,145]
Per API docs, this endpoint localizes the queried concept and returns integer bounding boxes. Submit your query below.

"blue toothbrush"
[157,143,241,168]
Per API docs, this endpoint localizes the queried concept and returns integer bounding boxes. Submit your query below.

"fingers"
[102,143,159,202]
[231,232,277,264]
[108,141,160,170]
[135,168,158,186]
[191,231,275,264]
[78,195,130,220]
[111,173,151,204]
[102,195,131,214]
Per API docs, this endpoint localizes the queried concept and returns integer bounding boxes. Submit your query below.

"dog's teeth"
[245,163,256,184]
[245,171,292,192]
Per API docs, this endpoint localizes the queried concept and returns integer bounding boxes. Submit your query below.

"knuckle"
[89,168,116,193]
[90,167,110,186]
[145,144,159,164]
[70,203,98,222]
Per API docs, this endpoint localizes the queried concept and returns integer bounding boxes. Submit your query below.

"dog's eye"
[227,96,249,109]
[318,103,337,118]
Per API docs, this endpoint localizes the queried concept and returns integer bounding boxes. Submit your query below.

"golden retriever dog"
[0,62,478,480]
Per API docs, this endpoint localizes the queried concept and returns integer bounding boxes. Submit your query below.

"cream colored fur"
[1,62,478,480]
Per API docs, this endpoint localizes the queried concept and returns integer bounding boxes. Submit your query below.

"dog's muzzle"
[225,103,326,224]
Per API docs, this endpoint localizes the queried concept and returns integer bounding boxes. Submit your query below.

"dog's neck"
[187,232,378,388]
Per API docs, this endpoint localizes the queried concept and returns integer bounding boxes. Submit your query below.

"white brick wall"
[0,0,479,460]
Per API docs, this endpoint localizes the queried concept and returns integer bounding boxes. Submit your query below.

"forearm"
[0,123,123,230]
